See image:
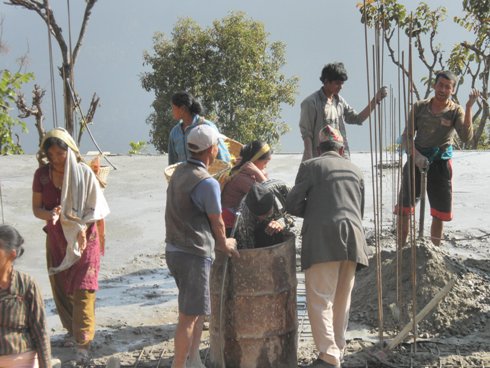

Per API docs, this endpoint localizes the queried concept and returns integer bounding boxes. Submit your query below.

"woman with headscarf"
[221,140,271,234]
[31,128,110,361]
[0,224,51,368]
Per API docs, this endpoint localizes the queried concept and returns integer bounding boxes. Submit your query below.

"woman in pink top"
[221,141,271,233]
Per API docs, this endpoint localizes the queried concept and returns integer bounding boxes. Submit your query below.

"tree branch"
[6,0,68,62]
[72,0,97,63]
[15,84,46,147]
[383,30,421,100]
[77,93,100,146]
[461,41,486,58]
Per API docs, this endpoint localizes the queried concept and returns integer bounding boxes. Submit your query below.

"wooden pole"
[385,278,456,351]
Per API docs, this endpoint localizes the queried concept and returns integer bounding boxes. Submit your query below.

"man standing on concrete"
[299,61,387,161]
[286,126,369,368]
[165,124,239,368]
[396,71,479,246]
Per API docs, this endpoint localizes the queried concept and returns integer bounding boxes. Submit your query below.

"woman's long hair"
[232,140,271,173]
[171,91,203,115]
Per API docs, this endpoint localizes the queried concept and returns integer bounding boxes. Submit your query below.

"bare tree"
[16,84,46,148]
[6,0,100,142]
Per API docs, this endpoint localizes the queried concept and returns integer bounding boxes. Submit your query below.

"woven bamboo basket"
[224,137,243,161]
[164,159,230,183]
[96,166,111,189]
[89,155,111,189]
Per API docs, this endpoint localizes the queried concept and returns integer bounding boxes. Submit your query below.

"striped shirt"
[0,270,51,368]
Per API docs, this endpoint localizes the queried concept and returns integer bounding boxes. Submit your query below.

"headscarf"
[37,127,82,166]
[41,127,80,153]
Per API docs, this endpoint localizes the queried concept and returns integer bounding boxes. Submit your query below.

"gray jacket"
[286,151,369,270]
[299,89,365,158]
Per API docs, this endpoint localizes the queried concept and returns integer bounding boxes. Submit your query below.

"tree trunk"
[61,63,75,135]
[471,108,489,149]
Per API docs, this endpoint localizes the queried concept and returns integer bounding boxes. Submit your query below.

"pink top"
[33,165,101,294]
[221,165,266,210]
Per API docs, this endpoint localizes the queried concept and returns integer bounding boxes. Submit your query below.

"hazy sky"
[2,0,469,154]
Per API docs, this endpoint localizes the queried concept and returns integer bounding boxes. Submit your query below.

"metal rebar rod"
[407,16,418,353]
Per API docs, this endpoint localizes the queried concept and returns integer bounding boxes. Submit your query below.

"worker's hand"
[414,148,429,171]
[77,226,87,253]
[241,161,267,181]
[225,238,240,258]
[375,86,388,104]
[467,88,480,108]
[265,220,283,236]
[50,206,61,225]
[241,161,261,175]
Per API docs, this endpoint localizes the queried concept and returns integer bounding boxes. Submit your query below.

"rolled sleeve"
[454,106,473,143]
[342,99,363,125]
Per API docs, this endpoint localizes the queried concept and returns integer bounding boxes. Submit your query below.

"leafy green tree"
[0,69,33,154]
[451,0,489,149]
[141,12,298,153]
[359,0,489,149]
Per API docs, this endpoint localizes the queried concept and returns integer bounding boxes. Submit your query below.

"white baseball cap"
[187,124,220,152]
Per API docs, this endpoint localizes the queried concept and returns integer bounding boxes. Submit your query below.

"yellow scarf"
[249,143,270,163]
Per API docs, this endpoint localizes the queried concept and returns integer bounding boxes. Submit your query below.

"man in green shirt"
[396,70,480,246]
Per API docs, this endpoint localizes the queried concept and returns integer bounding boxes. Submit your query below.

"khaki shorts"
[166,250,212,316]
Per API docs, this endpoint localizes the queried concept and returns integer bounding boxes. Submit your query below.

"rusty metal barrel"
[209,234,297,368]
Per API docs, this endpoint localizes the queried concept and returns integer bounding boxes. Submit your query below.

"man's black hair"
[435,70,458,86]
[320,62,348,83]
[318,140,343,154]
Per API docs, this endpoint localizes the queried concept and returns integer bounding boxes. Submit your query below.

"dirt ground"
[1,153,489,367]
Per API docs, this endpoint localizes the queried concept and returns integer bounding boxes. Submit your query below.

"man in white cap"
[286,125,369,368]
[165,124,239,368]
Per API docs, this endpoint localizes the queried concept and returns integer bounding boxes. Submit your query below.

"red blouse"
[32,165,101,294]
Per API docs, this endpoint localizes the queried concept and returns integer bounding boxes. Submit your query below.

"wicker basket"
[164,159,231,183]
[224,137,243,160]
[89,155,111,189]
[97,166,111,188]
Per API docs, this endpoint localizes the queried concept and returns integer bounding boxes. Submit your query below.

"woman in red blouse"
[32,128,109,362]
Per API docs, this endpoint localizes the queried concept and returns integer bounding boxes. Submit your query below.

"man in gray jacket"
[286,125,369,368]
